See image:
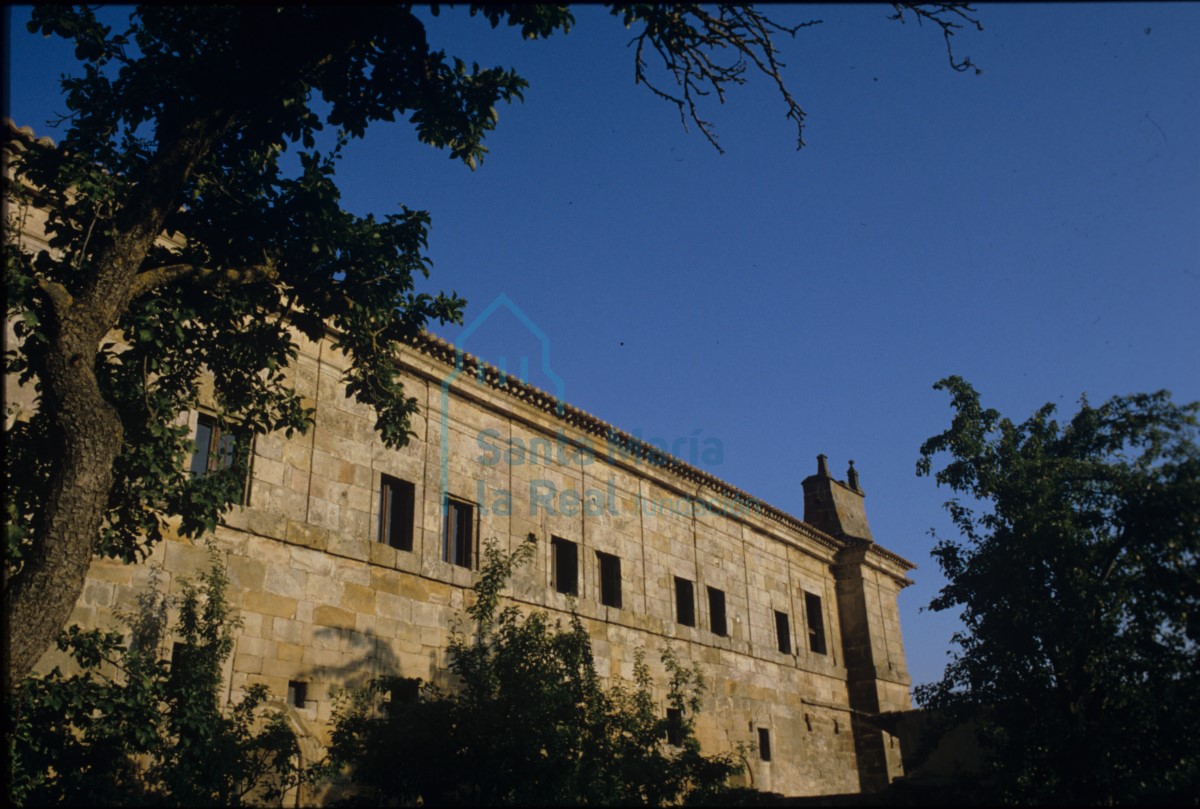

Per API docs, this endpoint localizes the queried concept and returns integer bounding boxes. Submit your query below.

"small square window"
[707,586,727,637]
[758,727,772,762]
[552,537,579,596]
[666,707,684,747]
[379,475,415,551]
[674,576,695,627]
[597,551,622,609]
[287,680,308,708]
[390,678,420,704]
[774,610,791,655]
[189,413,248,504]
[805,592,827,655]
[442,498,474,568]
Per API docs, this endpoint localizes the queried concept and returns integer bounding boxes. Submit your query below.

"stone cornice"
[403,331,917,574]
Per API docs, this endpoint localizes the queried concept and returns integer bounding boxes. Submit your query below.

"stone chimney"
[803,454,910,792]
[801,454,873,542]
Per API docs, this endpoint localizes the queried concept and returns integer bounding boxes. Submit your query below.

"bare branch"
[626,5,819,153]
[890,2,984,75]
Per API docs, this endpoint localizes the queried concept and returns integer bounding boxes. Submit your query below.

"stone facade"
[7,119,915,800]
[25,328,914,799]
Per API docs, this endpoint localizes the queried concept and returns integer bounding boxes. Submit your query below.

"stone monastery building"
[7,121,915,800]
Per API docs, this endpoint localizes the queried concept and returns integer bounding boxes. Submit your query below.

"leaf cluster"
[915,376,1200,803]
[7,559,300,806]
[320,539,744,806]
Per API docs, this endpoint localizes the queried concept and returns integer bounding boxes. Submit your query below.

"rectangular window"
[390,678,421,704]
[189,413,247,504]
[674,576,695,627]
[287,680,308,708]
[168,642,188,690]
[442,498,474,568]
[707,586,727,637]
[551,537,579,595]
[597,551,622,609]
[378,475,415,551]
[666,708,684,747]
[805,592,827,655]
[758,728,772,762]
[774,610,792,654]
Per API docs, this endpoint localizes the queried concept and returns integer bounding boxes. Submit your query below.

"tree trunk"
[4,308,124,690]
[4,113,233,690]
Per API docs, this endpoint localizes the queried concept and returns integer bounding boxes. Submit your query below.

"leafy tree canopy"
[915,376,1200,804]
[3,3,981,690]
[318,540,744,806]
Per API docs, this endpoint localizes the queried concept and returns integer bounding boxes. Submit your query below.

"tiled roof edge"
[4,117,57,149]
[404,331,916,571]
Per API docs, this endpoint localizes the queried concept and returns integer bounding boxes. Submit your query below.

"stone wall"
[30,324,915,800]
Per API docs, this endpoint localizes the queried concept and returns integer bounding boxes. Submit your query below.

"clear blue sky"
[6,4,1199,692]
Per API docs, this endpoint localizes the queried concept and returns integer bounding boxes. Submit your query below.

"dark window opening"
[552,537,579,595]
[391,678,421,704]
[168,642,188,690]
[774,610,791,655]
[379,475,415,551]
[758,728,772,762]
[287,680,308,708]
[597,551,622,608]
[805,592,827,655]
[442,498,474,568]
[189,413,248,504]
[674,577,695,627]
[666,708,684,746]
[707,586,727,637]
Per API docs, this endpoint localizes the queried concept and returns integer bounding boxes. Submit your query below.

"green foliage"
[7,559,300,806]
[916,376,1200,804]
[320,539,744,806]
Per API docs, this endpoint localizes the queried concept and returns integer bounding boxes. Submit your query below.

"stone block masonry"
[28,325,917,800]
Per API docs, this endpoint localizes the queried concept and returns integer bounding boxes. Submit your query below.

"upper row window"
[190,413,246,504]
[379,474,415,551]
[675,577,696,627]
[552,536,579,595]
[597,551,622,608]
[443,497,474,569]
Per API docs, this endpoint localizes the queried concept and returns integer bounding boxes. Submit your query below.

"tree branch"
[627,5,818,153]
[36,277,73,317]
[129,259,279,300]
[890,2,984,75]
